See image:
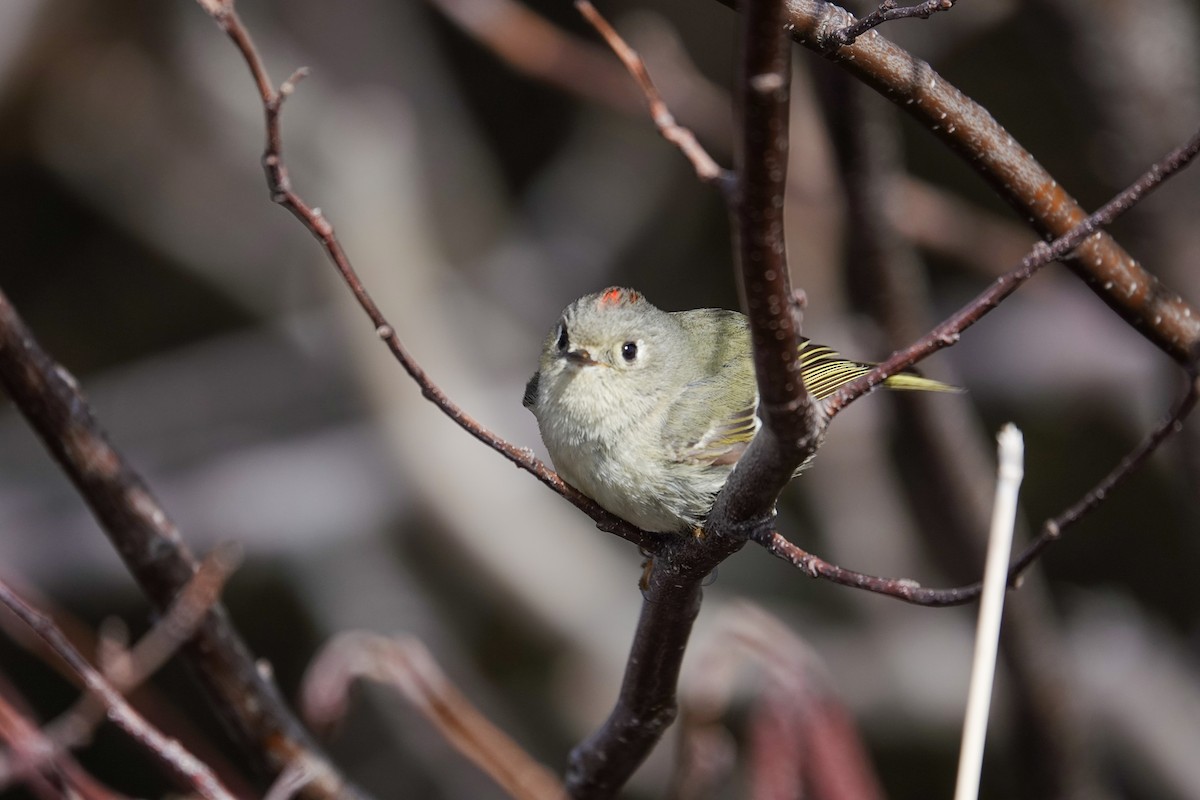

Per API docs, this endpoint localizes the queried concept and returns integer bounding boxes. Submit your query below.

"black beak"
[564,348,596,366]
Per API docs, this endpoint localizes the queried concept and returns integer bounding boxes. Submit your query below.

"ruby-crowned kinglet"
[523,287,954,533]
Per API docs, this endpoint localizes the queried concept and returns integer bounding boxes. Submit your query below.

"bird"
[524,287,955,533]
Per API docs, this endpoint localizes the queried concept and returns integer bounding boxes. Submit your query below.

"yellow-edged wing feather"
[671,333,956,466]
[798,340,956,400]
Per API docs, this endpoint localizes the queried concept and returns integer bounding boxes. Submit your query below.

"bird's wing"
[662,309,760,467]
[675,396,760,466]
[661,314,956,467]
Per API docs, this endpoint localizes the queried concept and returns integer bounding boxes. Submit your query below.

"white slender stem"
[954,423,1024,800]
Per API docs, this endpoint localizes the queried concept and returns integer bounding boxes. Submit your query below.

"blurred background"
[1,0,1199,797]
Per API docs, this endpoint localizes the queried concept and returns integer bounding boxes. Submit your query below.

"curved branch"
[758,373,1199,604]
[742,0,1200,364]
[195,0,666,555]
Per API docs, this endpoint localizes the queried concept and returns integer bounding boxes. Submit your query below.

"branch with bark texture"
[0,286,361,798]
[753,0,1200,365]
[831,0,959,47]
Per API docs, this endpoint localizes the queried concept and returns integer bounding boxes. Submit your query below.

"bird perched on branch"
[524,287,955,533]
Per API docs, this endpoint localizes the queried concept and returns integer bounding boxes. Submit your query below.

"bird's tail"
[798,340,959,400]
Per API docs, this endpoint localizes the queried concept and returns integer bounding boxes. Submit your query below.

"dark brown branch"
[826,123,1200,415]
[714,0,1200,364]
[0,580,235,800]
[831,0,958,47]
[0,288,360,798]
[708,0,813,537]
[194,0,666,555]
[565,555,703,797]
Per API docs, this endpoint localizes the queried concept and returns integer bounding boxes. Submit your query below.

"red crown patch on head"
[598,287,640,308]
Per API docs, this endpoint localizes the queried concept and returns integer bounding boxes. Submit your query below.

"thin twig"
[0,691,127,800]
[760,374,1198,604]
[826,123,1200,416]
[954,425,1022,800]
[0,580,236,800]
[575,0,732,193]
[193,0,666,555]
[831,0,958,47]
[1009,371,1200,581]
[754,530,979,605]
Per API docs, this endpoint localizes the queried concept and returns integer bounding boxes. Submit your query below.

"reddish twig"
[194,0,666,555]
[0,580,235,800]
[831,0,959,47]
[756,530,979,605]
[575,0,732,193]
[0,691,127,800]
[759,374,1198,604]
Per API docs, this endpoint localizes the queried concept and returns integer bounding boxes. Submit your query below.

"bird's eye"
[621,341,638,362]
[555,322,569,352]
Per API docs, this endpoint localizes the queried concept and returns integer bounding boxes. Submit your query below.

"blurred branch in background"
[0,578,235,799]
[0,0,1199,798]
[0,285,361,796]
[0,543,242,787]
[303,633,565,800]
